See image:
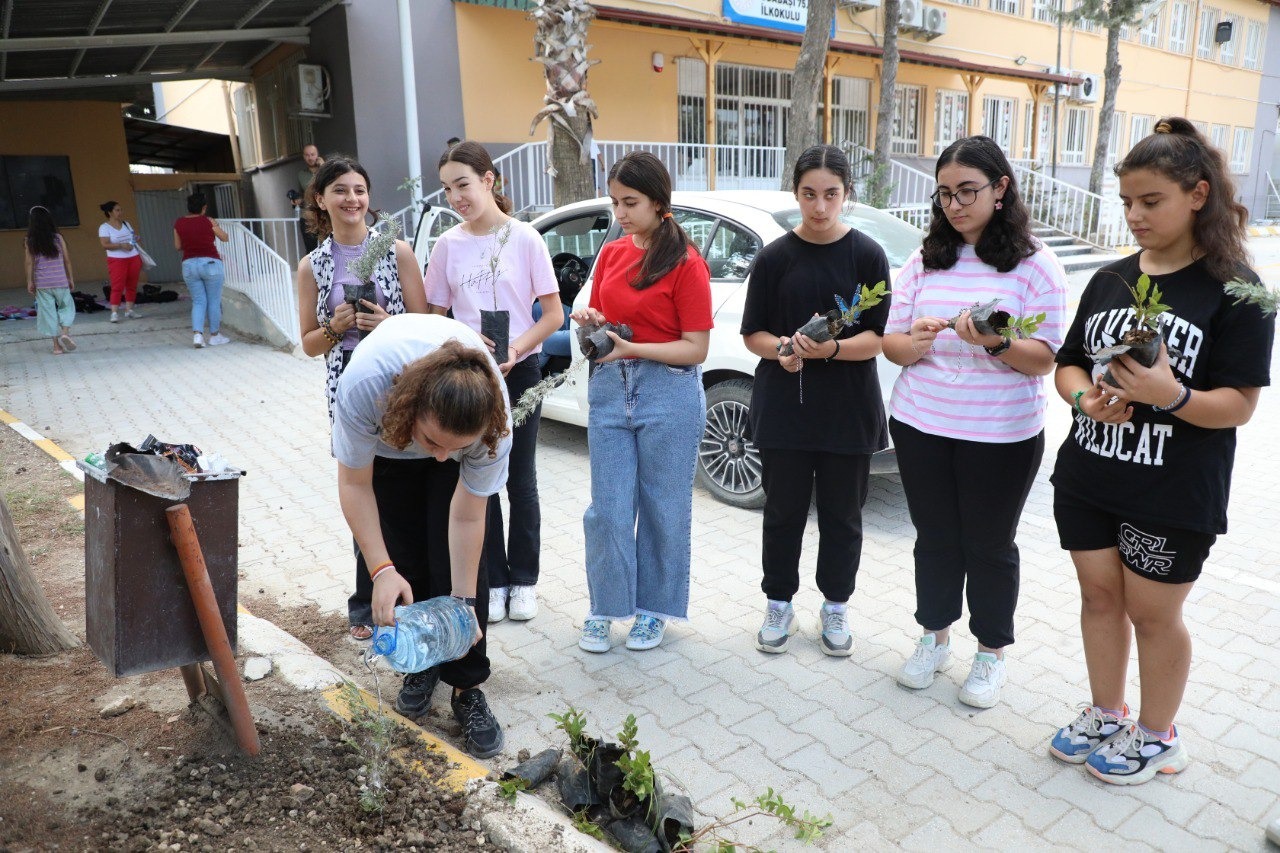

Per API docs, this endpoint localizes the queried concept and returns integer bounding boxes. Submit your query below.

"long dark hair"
[25,206,61,258]
[303,155,371,240]
[922,135,1036,273]
[792,144,853,196]
[438,141,514,215]
[1117,117,1249,282]
[608,151,694,290]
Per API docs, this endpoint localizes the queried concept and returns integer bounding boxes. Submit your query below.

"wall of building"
[0,101,135,289]
[153,79,237,135]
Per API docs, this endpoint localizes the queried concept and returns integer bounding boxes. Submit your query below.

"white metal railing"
[220,222,300,346]
[847,144,935,211]
[884,204,933,230]
[223,217,307,269]
[1266,171,1280,220]
[1009,162,1129,248]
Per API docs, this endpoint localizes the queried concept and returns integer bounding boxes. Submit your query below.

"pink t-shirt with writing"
[424,219,558,357]
[885,244,1068,443]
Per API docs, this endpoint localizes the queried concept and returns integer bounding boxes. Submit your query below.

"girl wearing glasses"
[882,135,1067,707]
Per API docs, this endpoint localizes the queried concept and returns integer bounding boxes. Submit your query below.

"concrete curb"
[1247,225,1280,237]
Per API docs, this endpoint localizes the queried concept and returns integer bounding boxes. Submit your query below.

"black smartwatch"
[984,338,1012,357]
[452,595,477,606]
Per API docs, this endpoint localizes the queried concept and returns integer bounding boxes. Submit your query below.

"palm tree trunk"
[550,113,596,207]
[0,496,78,655]
[781,0,837,190]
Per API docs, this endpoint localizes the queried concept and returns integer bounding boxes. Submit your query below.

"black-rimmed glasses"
[931,179,998,208]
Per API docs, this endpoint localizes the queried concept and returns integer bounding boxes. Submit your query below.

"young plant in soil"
[777,280,889,356]
[548,706,590,760]
[943,298,1046,340]
[337,680,399,814]
[675,787,835,851]
[1093,272,1173,384]
[613,714,656,817]
[479,221,515,363]
[345,213,402,339]
[497,776,530,804]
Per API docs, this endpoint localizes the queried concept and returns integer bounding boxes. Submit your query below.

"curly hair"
[1116,116,1249,282]
[922,135,1036,273]
[380,341,509,458]
[302,155,371,240]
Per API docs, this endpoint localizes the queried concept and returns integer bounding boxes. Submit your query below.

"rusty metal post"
[165,503,260,756]
[179,663,206,701]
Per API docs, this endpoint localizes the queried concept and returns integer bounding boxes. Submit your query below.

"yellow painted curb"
[0,410,17,425]
[67,494,85,512]
[0,406,79,469]
[321,684,490,792]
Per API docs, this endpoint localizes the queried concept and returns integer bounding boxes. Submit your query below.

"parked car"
[416,190,924,509]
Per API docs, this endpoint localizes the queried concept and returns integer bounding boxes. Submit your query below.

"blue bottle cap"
[371,621,398,656]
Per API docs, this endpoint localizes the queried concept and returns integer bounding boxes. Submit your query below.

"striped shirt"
[30,235,70,289]
[885,244,1068,443]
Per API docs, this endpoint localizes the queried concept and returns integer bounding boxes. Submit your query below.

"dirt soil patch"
[0,427,482,852]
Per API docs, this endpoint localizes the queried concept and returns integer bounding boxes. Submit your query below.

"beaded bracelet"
[369,561,395,582]
[320,319,341,345]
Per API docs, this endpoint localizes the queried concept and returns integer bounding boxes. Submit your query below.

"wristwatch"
[984,338,1012,357]
[452,595,478,606]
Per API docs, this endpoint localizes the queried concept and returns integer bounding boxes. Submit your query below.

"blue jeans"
[583,358,704,621]
[183,257,225,333]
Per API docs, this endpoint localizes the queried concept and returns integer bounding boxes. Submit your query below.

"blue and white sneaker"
[818,602,853,657]
[578,619,611,653]
[625,615,666,651]
[1086,721,1189,785]
[756,601,797,653]
[1049,703,1129,764]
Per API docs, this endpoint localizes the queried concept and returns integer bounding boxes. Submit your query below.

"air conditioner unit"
[295,63,330,117]
[838,0,881,10]
[921,4,948,37]
[898,0,924,30]
[1047,66,1073,100]
[1071,71,1101,103]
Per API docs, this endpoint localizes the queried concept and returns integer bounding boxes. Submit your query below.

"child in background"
[24,206,77,355]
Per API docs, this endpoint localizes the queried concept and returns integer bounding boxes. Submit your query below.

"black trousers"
[485,356,542,587]
[299,218,318,255]
[353,455,490,689]
[889,419,1043,650]
[759,448,871,604]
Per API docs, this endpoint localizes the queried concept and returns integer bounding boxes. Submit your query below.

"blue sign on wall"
[722,0,836,36]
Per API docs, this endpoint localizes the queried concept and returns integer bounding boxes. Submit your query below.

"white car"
[525,190,923,509]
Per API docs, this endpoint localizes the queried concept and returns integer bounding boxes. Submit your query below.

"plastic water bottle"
[84,452,106,470]
[370,597,477,673]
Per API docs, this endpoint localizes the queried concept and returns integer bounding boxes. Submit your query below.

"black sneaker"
[450,687,504,759]
[395,667,439,719]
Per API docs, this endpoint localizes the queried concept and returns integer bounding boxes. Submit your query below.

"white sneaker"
[818,603,853,657]
[579,619,611,653]
[507,585,538,621]
[193,332,205,348]
[897,633,952,689]
[208,333,231,346]
[110,312,119,323]
[488,586,508,623]
[126,309,142,319]
[958,652,1007,708]
[755,601,797,653]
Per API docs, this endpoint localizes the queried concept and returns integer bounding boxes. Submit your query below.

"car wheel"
[697,378,764,510]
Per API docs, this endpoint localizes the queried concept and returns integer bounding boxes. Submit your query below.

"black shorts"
[1053,491,1216,584]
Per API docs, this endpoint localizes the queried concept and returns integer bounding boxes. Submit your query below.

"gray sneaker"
[818,604,853,657]
[756,601,797,653]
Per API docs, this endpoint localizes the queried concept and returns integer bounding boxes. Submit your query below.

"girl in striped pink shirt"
[881,136,1067,708]
[24,206,77,355]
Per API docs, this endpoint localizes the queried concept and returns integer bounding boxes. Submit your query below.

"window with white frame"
[1218,14,1239,64]
[1196,6,1219,59]
[935,90,969,154]
[1119,22,1132,40]
[1032,0,1054,23]
[677,58,706,145]
[1167,0,1191,53]
[1139,7,1162,46]
[1209,124,1228,151]
[1191,119,1209,135]
[1022,101,1052,161]
[982,96,1017,151]
[1062,107,1091,165]
[1230,127,1252,173]
[1243,20,1263,69]
[1130,114,1154,148]
[939,0,980,6]
[232,56,315,167]
[893,85,923,155]
[1106,111,1127,166]
[990,0,1021,16]
[829,76,872,149]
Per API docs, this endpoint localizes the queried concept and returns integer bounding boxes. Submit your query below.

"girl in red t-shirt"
[572,152,713,653]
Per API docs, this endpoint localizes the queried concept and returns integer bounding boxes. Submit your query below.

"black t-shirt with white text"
[739,229,892,455]
[1051,253,1274,534]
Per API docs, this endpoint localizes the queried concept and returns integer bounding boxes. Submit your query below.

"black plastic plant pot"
[502,747,561,789]
[342,281,377,339]
[649,789,694,853]
[480,308,511,364]
[608,817,662,853]
[576,322,634,361]
[1099,330,1161,386]
[946,298,1003,336]
[556,758,599,811]
[587,742,627,802]
[777,310,843,356]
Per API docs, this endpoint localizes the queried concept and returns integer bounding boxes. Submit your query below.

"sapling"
[478,221,515,363]
[345,214,402,339]
[1093,272,1173,383]
[1223,278,1280,316]
[943,298,1046,340]
[776,280,889,357]
[510,320,633,426]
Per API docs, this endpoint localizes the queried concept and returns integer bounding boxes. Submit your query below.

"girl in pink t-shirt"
[24,206,77,354]
[425,141,562,623]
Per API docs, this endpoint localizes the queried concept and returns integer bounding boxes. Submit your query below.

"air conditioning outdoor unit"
[898,0,924,30]
[295,63,330,117]
[838,0,881,10]
[1047,66,1073,100]
[1071,71,1101,104]
[921,5,948,37]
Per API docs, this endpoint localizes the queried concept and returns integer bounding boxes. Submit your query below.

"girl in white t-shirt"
[426,141,562,624]
[97,200,142,323]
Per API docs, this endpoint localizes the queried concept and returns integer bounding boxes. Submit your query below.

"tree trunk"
[872,0,902,203]
[1089,25,1122,196]
[0,496,78,655]
[550,112,596,208]
[781,0,837,190]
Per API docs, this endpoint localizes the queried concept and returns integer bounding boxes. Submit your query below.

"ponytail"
[608,152,695,290]
[381,340,510,458]
[439,141,513,216]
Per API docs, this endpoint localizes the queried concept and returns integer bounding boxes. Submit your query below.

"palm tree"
[530,0,599,207]
[781,0,838,189]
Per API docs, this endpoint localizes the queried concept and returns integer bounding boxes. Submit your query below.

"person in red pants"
[97,200,143,323]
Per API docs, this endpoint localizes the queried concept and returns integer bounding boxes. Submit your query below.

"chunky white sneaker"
[818,603,853,657]
[507,585,538,621]
[488,586,508,623]
[579,619,611,653]
[1049,703,1129,764]
[110,311,119,323]
[625,615,666,650]
[755,601,797,653]
[958,652,1007,708]
[208,333,231,346]
[193,332,205,348]
[897,633,952,689]
[126,309,142,319]
[1086,721,1189,785]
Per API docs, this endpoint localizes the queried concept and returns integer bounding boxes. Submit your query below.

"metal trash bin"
[82,463,242,677]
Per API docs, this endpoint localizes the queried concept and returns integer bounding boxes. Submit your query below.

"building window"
[934,90,969,154]
[1130,114,1154,149]
[989,0,1021,16]
[982,96,1017,151]
[230,60,314,168]
[1032,0,1054,23]
[1218,14,1239,64]
[1139,8,1162,47]
[1243,20,1263,69]
[1022,101,1052,161]
[1106,111,1127,166]
[1196,6,1219,59]
[1190,119,1209,136]
[893,85,923,155]
[1167,1,1191,53]
[677,58,706,145]
[1209,124,1228,152]
[939,0,980,6]
[830,76,871,149]
[1230,128,1251,173]
[1062,107,1091,166]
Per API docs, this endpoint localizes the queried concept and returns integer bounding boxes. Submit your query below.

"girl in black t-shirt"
[1048,119,1274,785]
[739,144,891,658]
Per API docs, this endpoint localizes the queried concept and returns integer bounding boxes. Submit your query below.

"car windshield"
[772,208,922,269]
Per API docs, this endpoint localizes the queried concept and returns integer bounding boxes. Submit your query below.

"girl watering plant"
[881,135,1067,707]
[575,151,712,654]
[1048,118,1274,784]
[426,140,562,625]
[740,144,891,658]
